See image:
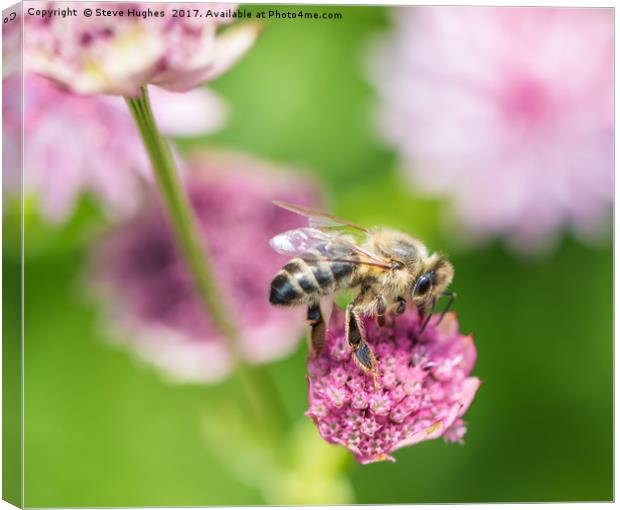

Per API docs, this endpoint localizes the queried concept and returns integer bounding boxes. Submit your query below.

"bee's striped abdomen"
[269,257,356,306]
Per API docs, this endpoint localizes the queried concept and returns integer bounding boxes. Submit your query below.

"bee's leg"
[395,296,407,315]
[375,295,387,327]
[345,302,378,388]
[382,296,406,328]
[345,303,363,350]
[420,297,438,334]
[436,291,457,326]
[416,303,426,325]
[306,302,326,358]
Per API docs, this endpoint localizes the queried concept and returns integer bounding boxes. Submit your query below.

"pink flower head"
[3,73,225,221]
[372,7,613,252]
[24,2,260,96]
[307,306,480,464]
[91,152,321,383]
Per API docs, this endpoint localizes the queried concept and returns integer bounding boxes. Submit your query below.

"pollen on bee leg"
[308,323,327,359]
[306,302,327,357]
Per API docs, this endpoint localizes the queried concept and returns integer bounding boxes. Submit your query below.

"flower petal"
[149,86,228,136]
[457,377,482,417]
[153,21,262,92]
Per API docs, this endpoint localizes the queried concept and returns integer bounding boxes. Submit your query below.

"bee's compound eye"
[414,273,433,295]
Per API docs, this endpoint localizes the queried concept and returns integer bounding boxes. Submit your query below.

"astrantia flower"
[2,73,225,221]
[91,152,321,383]
[372,7,613,252]
[24,2,259,96]
[307,306,480,464]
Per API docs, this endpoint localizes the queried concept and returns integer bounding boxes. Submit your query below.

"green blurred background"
[3,5,612,506]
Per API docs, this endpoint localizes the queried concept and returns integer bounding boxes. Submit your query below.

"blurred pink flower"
[91,152,321,383]
[3,73,226,221]
[24,2,260,96]
[307,306,479,464]
[2,11,22,198]
[372,7,613,252]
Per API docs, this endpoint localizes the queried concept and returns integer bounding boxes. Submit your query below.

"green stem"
[125,86,287,443]
[126,87,237,342]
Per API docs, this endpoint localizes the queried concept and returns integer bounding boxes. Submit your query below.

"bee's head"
[411,255,454,305]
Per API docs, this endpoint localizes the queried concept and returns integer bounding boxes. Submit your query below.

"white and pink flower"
[24,2,260,96]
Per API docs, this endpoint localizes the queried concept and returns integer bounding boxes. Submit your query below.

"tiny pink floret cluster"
[307,307,480,463]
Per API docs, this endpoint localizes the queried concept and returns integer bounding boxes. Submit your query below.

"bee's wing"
[269,228,337,255]
[273,200,370,233]
[269,228,393,270]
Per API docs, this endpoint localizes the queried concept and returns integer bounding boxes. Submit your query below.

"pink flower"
[3,73,225,221]
[24,2,260,96]
[306,306,480,464]
[90,152,322,383]
[372,7,613,252]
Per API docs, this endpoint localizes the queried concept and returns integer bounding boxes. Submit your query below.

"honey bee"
[268,201,456,384]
